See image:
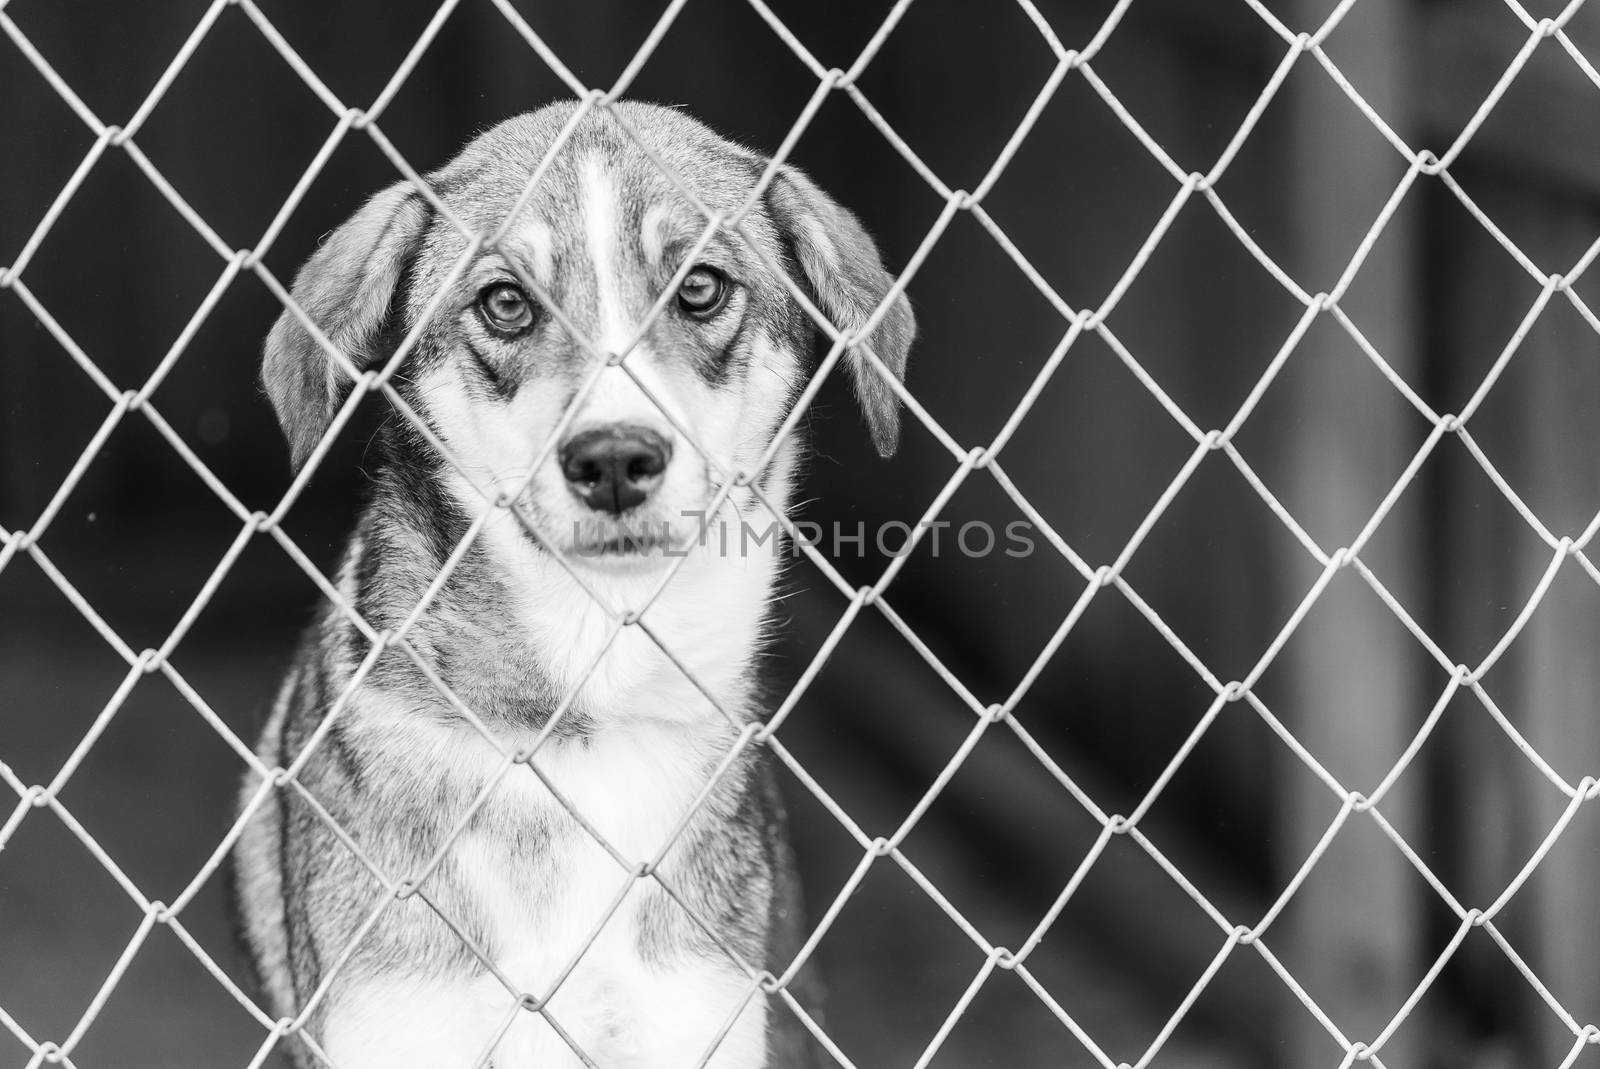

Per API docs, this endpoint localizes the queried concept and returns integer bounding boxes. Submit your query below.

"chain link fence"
[4,0,1600,1066]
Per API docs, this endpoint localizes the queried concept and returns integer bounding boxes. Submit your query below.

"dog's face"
[263,103,914,566]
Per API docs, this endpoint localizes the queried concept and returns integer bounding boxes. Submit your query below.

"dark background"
[5,1,1600,1066]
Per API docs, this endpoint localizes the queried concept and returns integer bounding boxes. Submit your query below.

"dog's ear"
[766,166,916,458]
[262,182,432,471]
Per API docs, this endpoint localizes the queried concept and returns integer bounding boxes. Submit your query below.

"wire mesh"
[4,0,1600,1067]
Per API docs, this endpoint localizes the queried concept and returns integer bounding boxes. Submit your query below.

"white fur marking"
[582,155,631,354]
[524,218,555,286]
[641,202,671,268]
[322,975,506,1069]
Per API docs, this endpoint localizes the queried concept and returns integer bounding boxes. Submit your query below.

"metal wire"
[4,0,1600,1067]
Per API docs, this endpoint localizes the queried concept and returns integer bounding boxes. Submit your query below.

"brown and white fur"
[231,101,914,1069]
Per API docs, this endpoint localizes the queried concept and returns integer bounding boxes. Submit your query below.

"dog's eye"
[677,266,729,317]
[479,282,536,334]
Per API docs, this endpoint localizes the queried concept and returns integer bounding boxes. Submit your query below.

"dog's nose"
[559,425,672,515]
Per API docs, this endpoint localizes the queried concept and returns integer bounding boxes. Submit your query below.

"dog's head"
[263,102,914,564]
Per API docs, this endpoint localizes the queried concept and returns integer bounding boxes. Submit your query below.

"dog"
[231,99,915,1069]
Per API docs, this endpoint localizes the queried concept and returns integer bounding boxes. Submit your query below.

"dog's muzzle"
[559,424,672,515]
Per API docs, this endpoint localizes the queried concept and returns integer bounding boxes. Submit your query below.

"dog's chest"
[449,818,649,1066]
[456,723,697,949]
[325,714,767,1068]
[436,724,763,1067]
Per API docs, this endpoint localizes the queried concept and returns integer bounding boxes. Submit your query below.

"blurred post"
[1482,16,1600,1058]
[1424,4,1600,1059]
[1455,191,1600,1064]
[1276,0,1422,1063]
[1517,221,1600,1064]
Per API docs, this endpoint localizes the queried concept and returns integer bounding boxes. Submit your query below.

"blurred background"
[5,0,1600,1066]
